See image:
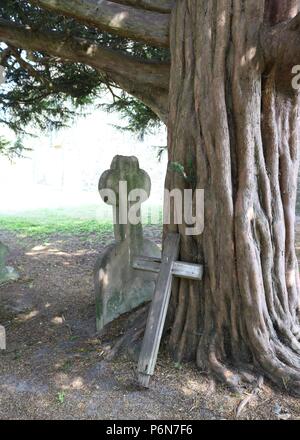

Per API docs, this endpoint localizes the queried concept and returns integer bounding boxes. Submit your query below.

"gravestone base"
[0,242,19,285]
[94,238,161,332]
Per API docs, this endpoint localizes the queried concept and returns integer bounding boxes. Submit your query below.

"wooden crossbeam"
[132,256,203,281]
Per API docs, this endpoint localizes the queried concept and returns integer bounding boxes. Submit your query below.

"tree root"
[103,302,300,398]
[236,376,264,418]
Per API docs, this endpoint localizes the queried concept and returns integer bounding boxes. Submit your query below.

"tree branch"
[285,11,300,30]
[29,0,170,47]
[108,0,175,13]
[0,18,169,121]
[260,14,300,93]
[0,47,11,66]
[9,47,47,84]
[261,14,300,71]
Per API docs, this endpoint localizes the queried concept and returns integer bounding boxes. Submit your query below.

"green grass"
[0,207,113,238]
[0,216,112,237]
[0,205,162,238]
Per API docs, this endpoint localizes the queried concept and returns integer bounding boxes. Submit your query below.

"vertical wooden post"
[137,233,180,387]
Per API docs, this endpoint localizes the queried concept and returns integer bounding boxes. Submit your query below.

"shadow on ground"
[1,226,300,420]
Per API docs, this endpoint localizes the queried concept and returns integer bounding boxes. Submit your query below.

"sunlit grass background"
[0,205,162,238]
[0,207,112,238]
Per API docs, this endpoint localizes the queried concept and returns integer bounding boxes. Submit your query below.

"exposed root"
[236,376,264,418]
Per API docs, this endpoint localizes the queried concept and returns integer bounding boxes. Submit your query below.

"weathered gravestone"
[0,241,19,285]
[0,241,18,350]
[94,156,161,331]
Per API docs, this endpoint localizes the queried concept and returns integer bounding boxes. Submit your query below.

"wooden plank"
[137,233,180,387]
[137,255,162,263]
[173,261,203,280]
[132,257,203,281]
[132,258,161,274]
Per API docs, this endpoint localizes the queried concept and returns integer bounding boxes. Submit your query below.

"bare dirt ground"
[1,225,300,420]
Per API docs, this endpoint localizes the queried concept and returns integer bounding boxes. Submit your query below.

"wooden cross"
[132,233,203,387]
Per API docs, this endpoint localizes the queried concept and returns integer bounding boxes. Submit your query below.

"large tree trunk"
[166,0,300,395]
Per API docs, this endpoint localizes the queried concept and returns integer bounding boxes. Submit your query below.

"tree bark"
[166,0,300,395]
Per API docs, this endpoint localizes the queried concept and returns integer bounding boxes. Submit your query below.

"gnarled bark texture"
[166,0,300,395]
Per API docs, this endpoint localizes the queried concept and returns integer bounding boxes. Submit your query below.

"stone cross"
[98,155,151,256]
[94,156,160,331]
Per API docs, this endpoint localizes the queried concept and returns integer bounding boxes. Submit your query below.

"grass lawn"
[0,206,113,238]
[0,205,162,238]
